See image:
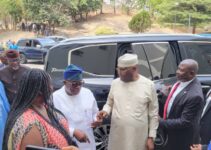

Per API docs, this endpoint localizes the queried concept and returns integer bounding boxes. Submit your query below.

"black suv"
[45,34,211,150]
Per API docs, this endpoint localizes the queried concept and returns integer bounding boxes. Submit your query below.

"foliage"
[0,0,103,29]
[157,0,211,33]
[128,10,152,32]
[95,26,118,35]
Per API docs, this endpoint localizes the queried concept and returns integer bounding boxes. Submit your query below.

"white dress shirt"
[53,86,99,150]
[201,96,211,117]
[167,79,194,117]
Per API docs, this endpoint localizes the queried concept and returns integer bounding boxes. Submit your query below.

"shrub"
[95,26,118,35]
[129,11,152,33]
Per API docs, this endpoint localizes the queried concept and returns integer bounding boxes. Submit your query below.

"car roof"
[58,33,211,45]
[46,36,66,38]
[18,37,55,41]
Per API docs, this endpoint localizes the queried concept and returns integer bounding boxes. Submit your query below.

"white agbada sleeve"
[92,97,99,121]
[148,83,159,138]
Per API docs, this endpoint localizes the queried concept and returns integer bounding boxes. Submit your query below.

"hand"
[146,137,154,150]
[190,144,202,150]
[73,129,90,143]
[62,146,79,150]
[97,110,108,120]
[91,117,103,128]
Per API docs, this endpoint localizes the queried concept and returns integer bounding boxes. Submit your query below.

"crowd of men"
[0,50,211,150]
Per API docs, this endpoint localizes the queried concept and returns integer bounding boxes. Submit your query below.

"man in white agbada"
[98,53,159,150]
[53,64,102,150]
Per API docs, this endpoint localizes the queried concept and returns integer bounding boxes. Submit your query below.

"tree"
[22,0,69,32]
[158,0,211,33]
[0,0,23,30]
[128,10,152,32]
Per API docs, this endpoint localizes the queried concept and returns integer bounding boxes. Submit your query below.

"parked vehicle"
[45,34,211,150]
[16,38,56,63]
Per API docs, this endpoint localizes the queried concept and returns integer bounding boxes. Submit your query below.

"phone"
[26,145,58,150]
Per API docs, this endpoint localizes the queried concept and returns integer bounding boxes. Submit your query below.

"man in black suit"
[200,89,211,145]
[159,59,204,150]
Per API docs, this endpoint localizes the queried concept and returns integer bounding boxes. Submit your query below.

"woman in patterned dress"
[3,69,78,150]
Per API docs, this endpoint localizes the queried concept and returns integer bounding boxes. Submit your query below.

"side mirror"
[36,45,41,48]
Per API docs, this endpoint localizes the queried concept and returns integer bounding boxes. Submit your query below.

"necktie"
[163,82,180,120]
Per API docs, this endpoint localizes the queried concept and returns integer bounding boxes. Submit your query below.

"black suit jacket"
[200,90,211,145]
[159,78,204,150]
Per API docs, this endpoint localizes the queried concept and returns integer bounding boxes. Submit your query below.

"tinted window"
[69,44,117,77]
[179,42,211,74]
[132,43,152,79]
[33,40,41,47]
[143,42,174,79]
[161,47,177,78]
[17,40,27,47]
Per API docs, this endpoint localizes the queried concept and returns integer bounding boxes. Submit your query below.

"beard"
[120,74,134,82]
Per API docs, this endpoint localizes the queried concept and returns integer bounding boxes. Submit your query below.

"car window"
[17,40,27,47]
[142,42,174,79]
[179,41,211,74]
[161,46,177,78]
[69,43,117,78]
[33,40,41,47]
[132,43,152,79]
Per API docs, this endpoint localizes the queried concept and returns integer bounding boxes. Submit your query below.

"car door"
[132,42,178,116]
[17,39,33,58]
[29,39,44,60]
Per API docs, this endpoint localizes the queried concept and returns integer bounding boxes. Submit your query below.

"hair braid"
[3,69,75,150]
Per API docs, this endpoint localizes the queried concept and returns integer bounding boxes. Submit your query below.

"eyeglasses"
[65,80,84,87]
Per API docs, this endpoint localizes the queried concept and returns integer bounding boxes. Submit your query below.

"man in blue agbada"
[0,81,10,150]
[53,64,102,150]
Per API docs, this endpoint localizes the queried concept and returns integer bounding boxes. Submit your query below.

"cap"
[118,53,138,68]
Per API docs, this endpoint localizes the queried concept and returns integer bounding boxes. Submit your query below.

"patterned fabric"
[8,108,69,150]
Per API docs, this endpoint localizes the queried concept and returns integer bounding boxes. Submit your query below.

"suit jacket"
[159,78,204,150]
[200,89,211,145]
[0,65,30,104]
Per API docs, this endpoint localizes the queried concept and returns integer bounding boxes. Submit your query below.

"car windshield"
[38,38,56,46]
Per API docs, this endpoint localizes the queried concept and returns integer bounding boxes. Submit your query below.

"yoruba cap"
[118,53,138,68]
[5,50,19,59]
[64,64,83,81]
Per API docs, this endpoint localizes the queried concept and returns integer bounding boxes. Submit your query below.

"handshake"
[97,110,109,120]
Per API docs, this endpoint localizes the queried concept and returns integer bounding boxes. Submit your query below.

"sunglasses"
[7,58,20,63]
[65,80,84,87]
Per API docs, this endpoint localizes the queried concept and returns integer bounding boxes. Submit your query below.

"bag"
[154,127,168,150]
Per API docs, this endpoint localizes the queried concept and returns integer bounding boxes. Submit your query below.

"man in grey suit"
[159,59,204,150]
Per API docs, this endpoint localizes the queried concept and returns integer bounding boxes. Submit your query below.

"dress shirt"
[167,78,194,117]
[201,96,211,117]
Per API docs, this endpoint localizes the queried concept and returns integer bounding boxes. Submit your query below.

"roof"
[59,33,211,45]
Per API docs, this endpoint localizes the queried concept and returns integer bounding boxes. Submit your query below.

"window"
[132,43,152,79]
[17,40,28,47]
[179,41,211,74]
[142,42,176,79]
[33,40,41,47]
[161,47,177,78]
[69,44,117,78]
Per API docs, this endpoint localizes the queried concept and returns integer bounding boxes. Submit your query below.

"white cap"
[118,53,138,68]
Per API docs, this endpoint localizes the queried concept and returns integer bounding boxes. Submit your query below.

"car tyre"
[19,54,27,64]
[94,124,110,150]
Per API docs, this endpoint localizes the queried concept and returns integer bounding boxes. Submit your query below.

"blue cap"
[64,64,83,81]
